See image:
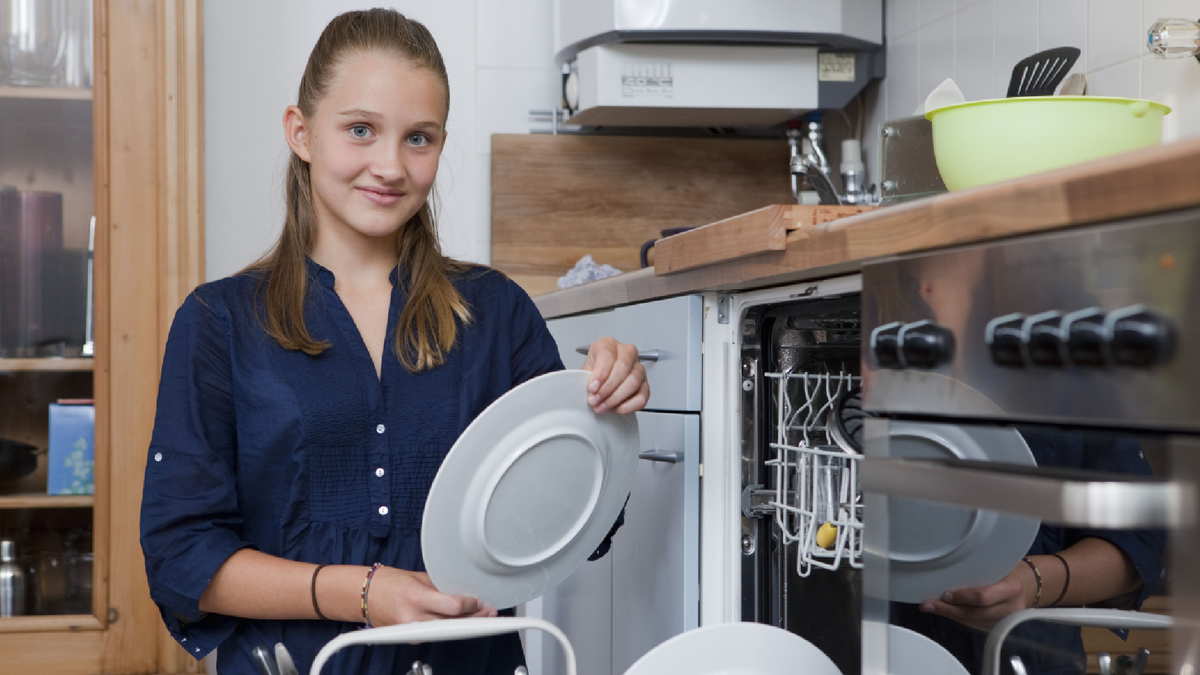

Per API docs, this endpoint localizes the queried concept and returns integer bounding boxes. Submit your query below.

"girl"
[140,9,648,675]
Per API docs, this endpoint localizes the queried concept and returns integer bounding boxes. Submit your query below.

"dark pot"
[0,438,39,482]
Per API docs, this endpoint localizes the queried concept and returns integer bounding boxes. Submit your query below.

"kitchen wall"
[204,0,560,280]
[864,0,1200,185]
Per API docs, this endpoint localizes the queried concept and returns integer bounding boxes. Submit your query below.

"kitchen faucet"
[788,114,875,206]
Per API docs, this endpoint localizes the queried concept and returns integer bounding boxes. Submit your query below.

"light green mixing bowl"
[925,96,1171,191]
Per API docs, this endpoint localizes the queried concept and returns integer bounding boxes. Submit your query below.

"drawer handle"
[638,449,683,464]
[574,346,661,362]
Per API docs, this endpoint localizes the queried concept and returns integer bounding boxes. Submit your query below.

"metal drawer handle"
[574,346,661,362]
[638,449,683,464]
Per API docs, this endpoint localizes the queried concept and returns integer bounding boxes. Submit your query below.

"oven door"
[858,208,1200,675]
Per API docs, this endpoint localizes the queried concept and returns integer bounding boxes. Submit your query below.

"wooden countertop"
[534,136,1200,319]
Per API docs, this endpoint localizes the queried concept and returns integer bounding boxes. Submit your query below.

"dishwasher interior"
[740,291,864,675]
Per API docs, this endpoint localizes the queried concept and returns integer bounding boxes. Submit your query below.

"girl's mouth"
[356,187,404,206]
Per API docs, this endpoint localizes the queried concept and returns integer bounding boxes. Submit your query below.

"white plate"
[885,422,1041,603]
[624,622,844,675]
[887,624,970,675]
[422,370,639,609]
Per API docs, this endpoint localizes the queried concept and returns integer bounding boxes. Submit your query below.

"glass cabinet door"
[0,0,95,623]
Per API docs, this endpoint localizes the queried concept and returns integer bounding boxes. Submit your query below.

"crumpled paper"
[557,255,622,290]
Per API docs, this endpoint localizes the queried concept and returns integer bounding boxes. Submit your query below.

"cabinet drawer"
[546,309,615,370]
[615,296,703,412]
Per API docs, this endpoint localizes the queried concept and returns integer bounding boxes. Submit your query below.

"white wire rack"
[764,370,864,577]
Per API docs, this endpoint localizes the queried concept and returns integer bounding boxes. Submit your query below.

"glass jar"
[0,0,68,87]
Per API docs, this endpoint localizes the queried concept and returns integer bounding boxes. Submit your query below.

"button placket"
[369,422,392,524]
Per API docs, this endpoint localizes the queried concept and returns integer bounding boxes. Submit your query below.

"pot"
[0,437,39,482]
[926,96,1170,191]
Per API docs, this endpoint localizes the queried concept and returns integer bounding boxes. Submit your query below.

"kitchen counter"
[534,136,1200,319]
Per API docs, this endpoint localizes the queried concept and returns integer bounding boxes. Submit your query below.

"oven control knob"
[1107,305,1174,367]
[1064,308,1107,366]
[985,313,1026,367]
[870,322,904,369]
[1025,311,1065,367]
[899,320,955,369]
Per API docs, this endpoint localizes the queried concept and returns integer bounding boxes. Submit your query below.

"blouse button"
[376,424,386,434]
[378,505,389,516]
[154,452,163,462]
[375,467,385,478]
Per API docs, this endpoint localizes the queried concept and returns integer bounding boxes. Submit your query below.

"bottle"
[0,538,26,616]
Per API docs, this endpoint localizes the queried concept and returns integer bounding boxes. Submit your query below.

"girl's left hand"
[581,337,650,414]
[918,562,1036,632]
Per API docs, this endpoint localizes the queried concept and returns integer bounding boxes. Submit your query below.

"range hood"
[555,0,884,128]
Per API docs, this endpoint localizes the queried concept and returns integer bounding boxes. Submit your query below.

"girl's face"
[285,51,448,245]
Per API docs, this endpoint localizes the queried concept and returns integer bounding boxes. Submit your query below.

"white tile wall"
[864,0,1200,187]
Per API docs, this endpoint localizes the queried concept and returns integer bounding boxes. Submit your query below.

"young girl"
[140,9,648,675]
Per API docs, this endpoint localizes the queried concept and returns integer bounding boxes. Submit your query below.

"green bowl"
[925,96,1171,191]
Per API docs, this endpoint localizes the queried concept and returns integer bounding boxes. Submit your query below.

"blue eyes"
[347,125,431,147]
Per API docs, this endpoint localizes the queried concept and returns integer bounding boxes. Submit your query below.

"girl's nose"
[369,143,406,182]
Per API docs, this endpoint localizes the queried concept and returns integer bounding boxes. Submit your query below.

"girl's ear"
[283,105,312,162]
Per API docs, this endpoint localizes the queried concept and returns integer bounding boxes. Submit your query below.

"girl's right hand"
[367,566,497,625]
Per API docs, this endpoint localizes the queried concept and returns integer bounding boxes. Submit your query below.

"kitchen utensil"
[1131,648,1150,675]
[1009,656,1030,675]
[273,643,299,675]
[0,437,39,482]
[1058,73,1087,96]
[1099,652,1112,675]
[252,645,280,675]
[0,0,68,86]
[1006,47,1080,98]
[405,662,432,675]
[884,422,1039,603]
[56,0,89,87]
[422,370,639,610]
[0,189,64,357]
[886,625,970,675]
[924,78,966,113]
[0,538,26,617]
[926,97,1169,191]
[1116,654,1134,675]
[828,386,871,453]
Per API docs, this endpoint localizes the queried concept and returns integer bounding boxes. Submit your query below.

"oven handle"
[984,608,1172,675]
[861,457,1196,528]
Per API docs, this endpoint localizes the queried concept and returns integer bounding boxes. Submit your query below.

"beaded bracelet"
[1021,556,1043,607]
[311,564,331,621]
[1049,553,1071,606]
[361,563,382,627]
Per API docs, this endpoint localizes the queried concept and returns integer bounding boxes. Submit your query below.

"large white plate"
[624,622,844,675]
[887,624,970,675]
[885,422,1041,603]
[422,370,639,610]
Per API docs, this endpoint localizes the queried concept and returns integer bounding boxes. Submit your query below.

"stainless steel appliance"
[859,206,1200,675]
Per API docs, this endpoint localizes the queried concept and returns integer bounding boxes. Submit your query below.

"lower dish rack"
[760,370,864,577]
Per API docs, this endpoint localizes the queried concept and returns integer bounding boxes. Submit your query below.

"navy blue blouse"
[140,260,563,675]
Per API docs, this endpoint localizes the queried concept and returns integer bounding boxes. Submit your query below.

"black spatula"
[1006,47,1081,97]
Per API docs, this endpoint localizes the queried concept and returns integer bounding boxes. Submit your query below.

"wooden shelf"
[0,494,93,509]
[0,358,94,373]
[0,85,91,101]
[0,614,103,634]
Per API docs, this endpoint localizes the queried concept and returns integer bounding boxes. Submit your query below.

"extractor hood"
[555,0,884,128]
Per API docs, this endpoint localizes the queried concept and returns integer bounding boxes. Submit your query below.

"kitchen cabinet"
[0,2,204,674]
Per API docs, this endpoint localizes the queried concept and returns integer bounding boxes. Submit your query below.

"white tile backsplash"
[1088,0,1142,71]
[955,0,995,102]
[919,14,957,104]
[1086,58,1142,97]
[1039,0,1089,76]
[921,0,957,26]
[888,30,923,116]
[993,0,1039,96]
[1143,54,1200,141]
[888,0,922,38]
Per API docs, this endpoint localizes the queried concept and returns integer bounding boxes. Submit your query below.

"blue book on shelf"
[48,403,95,495]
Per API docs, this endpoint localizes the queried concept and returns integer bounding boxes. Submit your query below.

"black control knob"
[985,314,1026,367]
[1108,306,1174,367]
[1064,308,1107,366]
[1026,311,1065,367]
[870,322,903,369]
[900,321,956,369]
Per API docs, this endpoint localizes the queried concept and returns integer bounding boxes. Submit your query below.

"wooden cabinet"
[0,1,204,673]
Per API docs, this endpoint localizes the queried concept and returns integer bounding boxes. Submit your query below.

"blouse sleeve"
[139,290,252,658]
[507,278,565,384]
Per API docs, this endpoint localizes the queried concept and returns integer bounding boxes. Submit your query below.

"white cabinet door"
[614,296,703,411]
[539,553,613,675]
[546,309,616,370]
[612,411,701,673]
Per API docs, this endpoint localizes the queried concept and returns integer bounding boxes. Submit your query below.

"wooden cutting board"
[490,134,794,296]
[652,204,874,275]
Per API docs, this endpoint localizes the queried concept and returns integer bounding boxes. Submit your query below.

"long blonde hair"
[246,8,471,372]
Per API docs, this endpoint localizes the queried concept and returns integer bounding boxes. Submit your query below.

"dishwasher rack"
[763,370,864,577]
